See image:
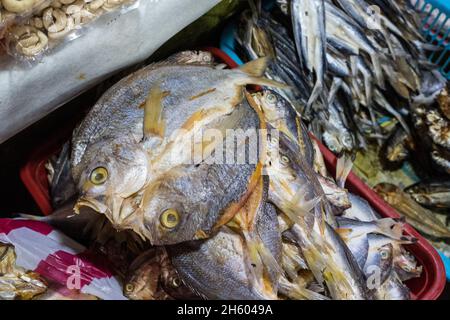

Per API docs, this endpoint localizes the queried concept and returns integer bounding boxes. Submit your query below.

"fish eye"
[414,195,427,203]
[266,93,277,104]
[90,167,108,185]
[380,249,390,260]
[160,209,180,229]
[170,277,181,289]
[268,134,279,145]
[125,284,134,293]
[281,155,290,165]
[402,265,412,272]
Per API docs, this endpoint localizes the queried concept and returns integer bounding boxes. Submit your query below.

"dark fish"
[380,125,413,171]
[375,183,450,239]
[405,181,450,211]
[49,142,78,209]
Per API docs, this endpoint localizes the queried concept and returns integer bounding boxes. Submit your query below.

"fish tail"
[243,231,265,288]
[279,277,329,300]
[255,240,284,279]
[306,79,323,111]
[336,155,353,189]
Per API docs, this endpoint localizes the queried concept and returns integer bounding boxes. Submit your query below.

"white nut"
[47,14,73,38]
[85,0,103,12]
[1,0,35,14]
[11,25,48,56]
[43,7,67,32]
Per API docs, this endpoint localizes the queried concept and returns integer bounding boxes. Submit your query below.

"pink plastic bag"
[0,218,126,300]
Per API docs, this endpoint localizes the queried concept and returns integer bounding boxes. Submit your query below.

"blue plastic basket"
[414,0,450,79]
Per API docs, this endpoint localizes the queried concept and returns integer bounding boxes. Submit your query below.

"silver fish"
[291,0,328,110]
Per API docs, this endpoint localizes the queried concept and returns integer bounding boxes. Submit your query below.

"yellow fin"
[143,84,169,139]
[239,57,271,77]
[249,77,291,89]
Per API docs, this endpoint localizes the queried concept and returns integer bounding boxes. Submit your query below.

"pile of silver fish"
[234,0,450,250]
[34,50,423,300]
[235,0,448,176]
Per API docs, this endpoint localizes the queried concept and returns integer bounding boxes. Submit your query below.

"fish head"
[73,139,149,228]
[254,89,291,120]
[394,248,423,281]
[124,250,162,300]
[407,192,430,206]
[140,162,255,246]
[139,170,219,246]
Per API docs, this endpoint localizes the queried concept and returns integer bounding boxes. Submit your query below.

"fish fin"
[306,80,323,112]
[334,227,352,240]
[17,214,48,222]
[279,277,329,300]
[239,56,271,77]
[284,187,322,223]
[255,240,283,279]
[336,155,353,188]
[143,84,169,140]
[248,77,291,89]
[243,231,265,288]
[307,281,325,293]
[376,218,405,240]
[328,77,342,106]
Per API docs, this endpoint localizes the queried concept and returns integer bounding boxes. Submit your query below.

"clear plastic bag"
[0,0,52,42]
[2,0,139,62]
[0,0,221,143]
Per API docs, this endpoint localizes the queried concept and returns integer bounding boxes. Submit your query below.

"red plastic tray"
[19,48,446,300]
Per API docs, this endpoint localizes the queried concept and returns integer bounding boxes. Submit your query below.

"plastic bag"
[0,218,127,300]
[2,0,140,62]
[0,0,221,143]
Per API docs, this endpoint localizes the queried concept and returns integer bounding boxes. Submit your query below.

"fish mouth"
[75,195,140,232]
[74,197,109,215]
